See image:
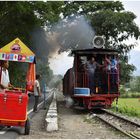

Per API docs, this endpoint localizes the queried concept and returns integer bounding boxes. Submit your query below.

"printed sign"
[10,40,21,53]
[22,55,26,62]
[0,38,35,63]
[0,52,34,62]
[2,53,6,60]
[0,53,2,59]
[6,54,10,60]
[13,54,18,61]
[9,54,14,60]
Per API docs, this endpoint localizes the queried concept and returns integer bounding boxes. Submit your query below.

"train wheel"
[24,118,30,135]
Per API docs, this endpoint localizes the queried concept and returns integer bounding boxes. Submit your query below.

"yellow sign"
[0,38,34,56]
[0,38,35,63]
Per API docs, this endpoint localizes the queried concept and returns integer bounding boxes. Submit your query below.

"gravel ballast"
[18,91,130,139]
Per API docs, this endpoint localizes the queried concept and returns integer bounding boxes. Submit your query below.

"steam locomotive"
[63,36,120,109]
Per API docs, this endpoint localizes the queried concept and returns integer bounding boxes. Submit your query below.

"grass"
[111,98,140,118]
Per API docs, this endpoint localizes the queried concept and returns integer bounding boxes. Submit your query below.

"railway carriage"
[63,48,120,109]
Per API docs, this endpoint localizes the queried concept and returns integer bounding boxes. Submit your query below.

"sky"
[49,1,140,76]
[49,51,73,75]
[123,1,140,76]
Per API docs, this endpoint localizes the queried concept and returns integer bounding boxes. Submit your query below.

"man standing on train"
[85,56,102,93]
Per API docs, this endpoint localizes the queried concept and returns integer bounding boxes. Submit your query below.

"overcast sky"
[123,1,140,51]
[123,1,140,26]
[123,1,140,76]
[49,1,140,75]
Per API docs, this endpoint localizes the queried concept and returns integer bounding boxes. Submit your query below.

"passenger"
[79,56,87,72]
[104,56,118,92]
[33,74,42,112]
[104,56,111,71]
[111,56,118,91]
[85,56,102,93]
[110,56,118,72]
[104,55,117,72]
[0,60,14,90]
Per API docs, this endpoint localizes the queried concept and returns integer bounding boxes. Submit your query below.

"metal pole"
[43,84,47,110]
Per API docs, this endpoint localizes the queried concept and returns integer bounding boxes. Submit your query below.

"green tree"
[48,74,63,88]
[0,1,63,47]
[36,59,53,87]
[59,1,140,53]
[0,1,63,86]
[130,76,140,92]
[120,61,136,84]
[56,1,140,83]
[0,1,140,86]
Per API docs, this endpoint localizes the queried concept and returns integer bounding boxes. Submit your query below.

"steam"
[65,96,74,108]
[31,15,95,61]
[30,15,95,84]
[30,27,58,62]
[52,15,95,53]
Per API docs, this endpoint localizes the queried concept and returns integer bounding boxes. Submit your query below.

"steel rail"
[94,109,140,139]
[95,115,138,139]
[102,109,140,127]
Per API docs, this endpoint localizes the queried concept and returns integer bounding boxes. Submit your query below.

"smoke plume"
[31,15,95,61]
[52,15,95,53]
[30,15,95,79]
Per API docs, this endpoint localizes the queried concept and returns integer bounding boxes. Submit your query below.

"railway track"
[94,109,140,139]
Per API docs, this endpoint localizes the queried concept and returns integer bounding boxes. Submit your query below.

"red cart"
[0,38,36,135]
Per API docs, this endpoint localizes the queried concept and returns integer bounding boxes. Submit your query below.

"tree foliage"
[128,76,140,92]
[0,1,139,86]
[36,59,53,85]
[0,1,63,86]
[120,61,136,84]
[48,74,63,88]
[0,1,63,47]
[60,1,140,53]
[58,1,140,83]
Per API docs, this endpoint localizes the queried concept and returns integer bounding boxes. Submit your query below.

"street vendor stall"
[0,38,36,135]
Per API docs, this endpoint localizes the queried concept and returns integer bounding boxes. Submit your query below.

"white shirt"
[1,68,10,88]
[34,80,40,96]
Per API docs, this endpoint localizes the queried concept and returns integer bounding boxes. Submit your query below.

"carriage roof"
[72,48,119,55]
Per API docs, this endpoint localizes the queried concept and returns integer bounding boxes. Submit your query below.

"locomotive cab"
[63,48,120,109]
[73,49,119,94]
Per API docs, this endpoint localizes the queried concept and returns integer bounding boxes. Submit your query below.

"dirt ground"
[18,92,129,139]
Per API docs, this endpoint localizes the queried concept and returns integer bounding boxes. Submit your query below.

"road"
[0,92,53,139]
[17,91,129,139]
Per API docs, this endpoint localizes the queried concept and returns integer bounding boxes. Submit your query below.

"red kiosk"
[0,38,36,135]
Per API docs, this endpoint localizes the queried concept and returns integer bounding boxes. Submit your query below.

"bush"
[120,85,126,95]
[116,106,139,117]
[131,92,140,98]
[120,91,140,98]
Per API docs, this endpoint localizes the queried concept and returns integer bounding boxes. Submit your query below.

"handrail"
[75,71,119,94]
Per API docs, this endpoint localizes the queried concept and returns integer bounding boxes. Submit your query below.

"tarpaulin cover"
[0,38,35,63]
[26,63,36,92]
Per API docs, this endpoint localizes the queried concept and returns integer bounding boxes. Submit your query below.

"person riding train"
[104,55,118,92]
[85,56,103,93]
[105,55,118,72]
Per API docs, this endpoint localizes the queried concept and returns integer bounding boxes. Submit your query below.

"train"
[63,37,120,109]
